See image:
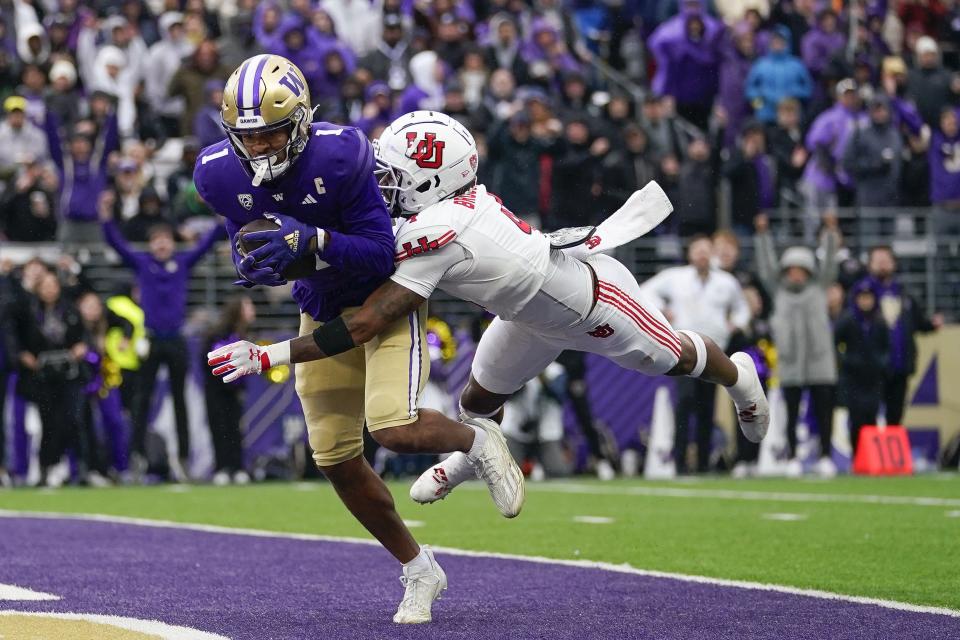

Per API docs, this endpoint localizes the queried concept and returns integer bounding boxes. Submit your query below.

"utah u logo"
[405,132,445,169]
[587,324,615,338]
[585,235,602,250]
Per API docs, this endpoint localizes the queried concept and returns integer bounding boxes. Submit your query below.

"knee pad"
[677,330,707,378]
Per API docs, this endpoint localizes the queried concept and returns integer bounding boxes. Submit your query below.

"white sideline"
[455,481,960,508]
[0,610,229,639]
[1,510,958,620]
[0,584,59,601]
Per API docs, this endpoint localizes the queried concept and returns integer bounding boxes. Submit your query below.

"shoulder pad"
[394,213,457,263]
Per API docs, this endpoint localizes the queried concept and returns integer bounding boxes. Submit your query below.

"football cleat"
[730,352,770,443]
[409,452,474,504]
[466,417,525,518]
[393,547,447,624]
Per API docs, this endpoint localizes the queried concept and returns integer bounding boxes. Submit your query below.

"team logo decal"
[469,153,478,171]
[585,235,602,250]
[272,193,284,202]
[405,132,445,169]
[587,324,615,338]
[238,194,253,210]
[284,231,300,253]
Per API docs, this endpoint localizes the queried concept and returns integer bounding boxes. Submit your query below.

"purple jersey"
[194,122,395,322]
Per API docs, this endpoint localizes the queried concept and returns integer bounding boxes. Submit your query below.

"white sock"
[403,547,432,575]
[727,359,752,405]
[465,424,487,461]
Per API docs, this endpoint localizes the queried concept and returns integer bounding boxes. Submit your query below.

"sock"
[465,424,487,461]
[403,547,432,575]
[726,358,753,406]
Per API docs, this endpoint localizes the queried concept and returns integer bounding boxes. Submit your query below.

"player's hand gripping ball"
[236,215,321,282]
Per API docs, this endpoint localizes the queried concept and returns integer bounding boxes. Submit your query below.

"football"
[236,218,320,281]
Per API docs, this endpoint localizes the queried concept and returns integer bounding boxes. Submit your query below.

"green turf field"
[2,475,958,610]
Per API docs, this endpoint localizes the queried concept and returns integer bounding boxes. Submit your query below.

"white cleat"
[596,459,616,481]
[465,417,526,518]
[410,452,474,504]
[816,456,838,478]
[730,352,770,443]
[393,547,447,624]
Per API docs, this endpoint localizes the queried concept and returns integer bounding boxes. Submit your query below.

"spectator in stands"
[601,124,658,213]
[482,68,520,122]
[640,94,694,161]
[203,296,256,486]
[122,187,170,243]
[457,47,488,110]
[0,96,48,175]
[45,109,119,244]
[671,136,720,236]
[192,80,225,148]
[167,40,231,137]
[360,13,410,90]
[723,120,777,236]
[834,279,890,456]
[860,246,943,426]
[145,12,194,139]
[648,12,722,131]
[218,5,261,70]
[906,36,960,126]
[1,156,58,242]
[166,139,200,204]
[399,50,446,114]
[930,106,960,233]
[486,111,551,222]
[754,213,840,477]
[640,235,750,473]
[550,117,606,229]
[843,95,904,239]
[13,271,85,487]
[323,0,384,57]
[800,78,860,243]
[522,18,580,83]
[766,97,807,201]
[16,22,50,68]
[745,25,813,124]
[801,10,846,86]
[484,13,528,84]
[718,21,758,149]
[45,61,82,131]
[99,202,225,483]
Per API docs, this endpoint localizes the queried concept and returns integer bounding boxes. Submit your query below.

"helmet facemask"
[225,103,309,186]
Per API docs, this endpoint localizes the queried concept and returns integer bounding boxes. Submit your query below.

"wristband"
[316,228,326,252]
[311,316,355,356]
[261,341,291,370]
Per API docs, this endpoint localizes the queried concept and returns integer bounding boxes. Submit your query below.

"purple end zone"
[1,516,957,640]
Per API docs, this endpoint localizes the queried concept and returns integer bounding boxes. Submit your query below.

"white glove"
[207,339,290,383]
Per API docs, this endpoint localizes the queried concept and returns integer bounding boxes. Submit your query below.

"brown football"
[236,218,319,281]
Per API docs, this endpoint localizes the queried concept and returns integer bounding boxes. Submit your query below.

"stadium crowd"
[0,0,957,487]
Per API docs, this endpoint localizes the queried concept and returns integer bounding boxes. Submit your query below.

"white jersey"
[391,184,593,326]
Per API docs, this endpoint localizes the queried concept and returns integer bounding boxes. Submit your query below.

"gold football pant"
[294,305,429,467]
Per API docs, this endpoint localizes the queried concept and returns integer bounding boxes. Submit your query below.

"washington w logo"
[405,132,445,169]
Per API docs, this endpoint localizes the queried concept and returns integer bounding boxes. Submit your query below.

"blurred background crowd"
[0,0,957,488]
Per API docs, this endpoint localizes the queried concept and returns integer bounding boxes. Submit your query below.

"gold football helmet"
[221,54,312,185]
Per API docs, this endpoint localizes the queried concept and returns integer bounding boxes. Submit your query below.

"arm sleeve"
[729,279,752,329]
[321,131,395,277]
[390,242,467,299]
[818,228,839,288]
[102,220,141,270]
[184,223,227,269]
[753,231,780,296]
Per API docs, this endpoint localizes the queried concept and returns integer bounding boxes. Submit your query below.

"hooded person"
[648,0,724,93]
[484,12,528,83]
[15,21,50,67]
[398,50,446,115]
[800,9,846,82]
[719,21,759,147]
[745,24,813,124]
[217,9,263,70]
[90,45,138,138]
[521,17,580,80]
[144,12,195,128]
[834,278,890,456]
[45,60,82,129]
[906,36,959,126]
[359,12,411,90]
[799,78,861,242]
[754,213,839,476]
[842,94,904,212]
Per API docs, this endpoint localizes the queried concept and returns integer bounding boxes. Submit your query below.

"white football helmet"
[374,111,479,217]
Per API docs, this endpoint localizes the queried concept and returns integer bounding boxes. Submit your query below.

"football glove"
[207,339,291,383]
[236,255,287,287]
[244,212,322,274]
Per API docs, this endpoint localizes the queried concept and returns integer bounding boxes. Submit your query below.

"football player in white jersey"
[208,110,770,504]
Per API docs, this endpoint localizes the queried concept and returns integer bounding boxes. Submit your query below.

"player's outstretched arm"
[206,281,425,382]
